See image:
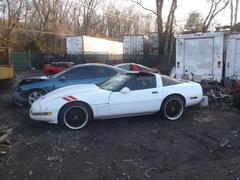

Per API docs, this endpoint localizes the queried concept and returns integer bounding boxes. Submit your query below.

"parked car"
[30,72,203,130]
[115,63,160,73]
[43,62,74,76]
[11,63,127,106]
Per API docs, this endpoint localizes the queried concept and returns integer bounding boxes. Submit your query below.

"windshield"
[97,74,132,91]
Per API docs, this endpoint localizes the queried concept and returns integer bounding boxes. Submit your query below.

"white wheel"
[28,90,45,105]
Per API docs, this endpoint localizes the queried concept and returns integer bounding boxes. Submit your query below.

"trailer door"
[234,40,240,76]
[184,38,214,79]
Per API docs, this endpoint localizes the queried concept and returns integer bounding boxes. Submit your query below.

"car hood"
[39,84,106,104]
[19,76,49,86]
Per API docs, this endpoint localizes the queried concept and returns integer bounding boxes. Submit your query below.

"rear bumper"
[10,91,27,107]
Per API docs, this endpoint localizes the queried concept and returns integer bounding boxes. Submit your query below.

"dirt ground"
[0,71,240,180]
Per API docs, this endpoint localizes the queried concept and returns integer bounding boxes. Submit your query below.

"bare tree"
[202,0,230,32]
[0,0,24,47]
[230,0,239,31]
[131,0,177,55]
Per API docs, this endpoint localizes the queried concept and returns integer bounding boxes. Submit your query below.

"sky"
[124,0,239,27]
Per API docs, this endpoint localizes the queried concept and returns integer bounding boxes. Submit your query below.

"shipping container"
[176,32,224,82]
[149,32,159,55]
[66,36,123,55]
[123,35,148,55]
[225,34,240,80]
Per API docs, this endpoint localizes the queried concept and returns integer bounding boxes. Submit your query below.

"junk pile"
[200,78,240,110]
[0,128,12,155]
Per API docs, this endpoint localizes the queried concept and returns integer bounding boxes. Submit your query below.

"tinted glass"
[126,75,156,90]
[161,76,181,86]
[94,67,117,77]
[62,66,93,79]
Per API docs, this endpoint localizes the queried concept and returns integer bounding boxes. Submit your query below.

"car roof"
[115,63,137,66]
[65,63,131,73]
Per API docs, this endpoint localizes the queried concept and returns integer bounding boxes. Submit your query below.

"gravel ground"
[0,71,240,180]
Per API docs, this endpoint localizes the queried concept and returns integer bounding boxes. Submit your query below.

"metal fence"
[11,52,175,73]
[11,52,41,71]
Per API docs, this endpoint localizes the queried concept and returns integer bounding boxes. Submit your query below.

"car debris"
[0,128,12,155]
[200,80,233,110]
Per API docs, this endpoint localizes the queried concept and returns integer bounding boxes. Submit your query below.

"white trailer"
[176,32,224,82]
[123,35,148,55]
[149,32,159,55]
[66,36,123,55]
[225,34,240,80]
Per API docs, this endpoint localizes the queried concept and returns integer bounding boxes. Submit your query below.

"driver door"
[109,75,160,116]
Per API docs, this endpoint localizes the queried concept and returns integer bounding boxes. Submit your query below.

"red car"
[115,63,160,73]
[43,62,74,76]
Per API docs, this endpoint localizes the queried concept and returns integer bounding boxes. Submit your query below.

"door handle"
[152,91,158,94]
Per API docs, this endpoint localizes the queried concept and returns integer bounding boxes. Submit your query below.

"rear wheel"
[59,102,92,130]
[161,95,185,121]
[27,89,45,105]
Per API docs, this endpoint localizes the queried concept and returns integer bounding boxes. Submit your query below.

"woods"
[0,0,239,53]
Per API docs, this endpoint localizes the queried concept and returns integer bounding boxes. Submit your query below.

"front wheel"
[161,95,185,121]
[27,89,46,105]
[59,102,92,130]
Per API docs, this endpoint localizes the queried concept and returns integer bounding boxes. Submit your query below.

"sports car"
[11,63,127,106]
[30,72,203,130]
[43,62,74,76]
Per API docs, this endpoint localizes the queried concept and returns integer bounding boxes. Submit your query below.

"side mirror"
[120,87,130,94]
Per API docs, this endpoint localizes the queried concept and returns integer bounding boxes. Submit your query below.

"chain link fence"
[11,52,175,74]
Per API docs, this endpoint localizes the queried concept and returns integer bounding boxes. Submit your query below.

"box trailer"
[123,35,148,55]
[176,32,224,82]
[225,34,240,80]
[66,36,123,55]
[149,32,159,55]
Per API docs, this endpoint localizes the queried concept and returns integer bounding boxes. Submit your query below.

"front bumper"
[30,102,58,124]
[10,90,28,107]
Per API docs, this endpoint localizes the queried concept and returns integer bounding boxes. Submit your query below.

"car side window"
[62,67,92,80]
[94,67,117,77]
[161,76,181,86]
[125,75,156,91]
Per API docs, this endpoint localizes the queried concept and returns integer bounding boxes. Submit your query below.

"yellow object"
[0,47,14,80]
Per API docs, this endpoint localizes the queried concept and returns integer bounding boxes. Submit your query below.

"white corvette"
[30,72,203,130]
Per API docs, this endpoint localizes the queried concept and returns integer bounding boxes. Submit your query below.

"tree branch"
[131,0,157,15]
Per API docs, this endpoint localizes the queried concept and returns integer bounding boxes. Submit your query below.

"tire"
[59,102,92,130]
[161,95,185,121]
[27,89,46,105]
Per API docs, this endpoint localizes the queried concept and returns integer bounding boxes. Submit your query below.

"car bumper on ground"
[10,90,28,107]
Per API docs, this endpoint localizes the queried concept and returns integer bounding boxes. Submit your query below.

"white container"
[176,32,224,82]
[225,34,240,80]
[149,32,159,55]
[123,35,147,55]
[66,36,123,55]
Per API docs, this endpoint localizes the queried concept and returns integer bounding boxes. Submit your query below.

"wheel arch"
[161,93,186,108]
[27,88,47,96]
[58,100,94,123]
